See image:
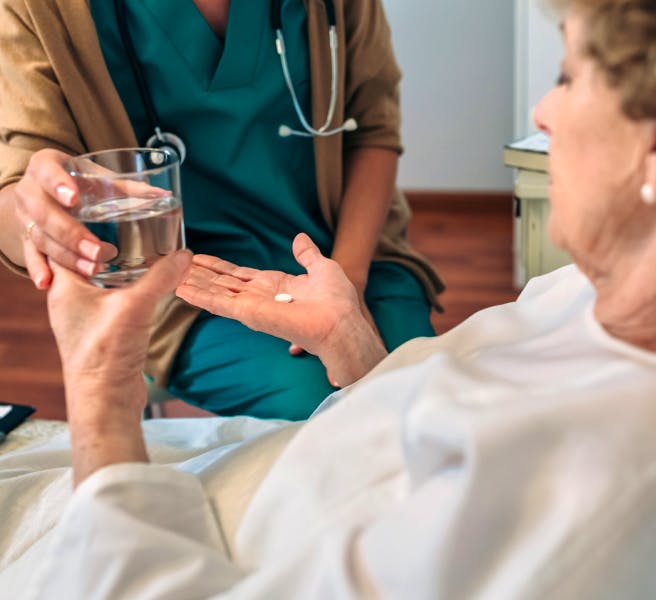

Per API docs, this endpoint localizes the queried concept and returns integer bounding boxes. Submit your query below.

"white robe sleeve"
[29,463,242,600]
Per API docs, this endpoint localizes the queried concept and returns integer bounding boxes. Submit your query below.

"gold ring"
[26,220,36,239]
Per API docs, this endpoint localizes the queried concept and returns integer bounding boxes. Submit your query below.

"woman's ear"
[640,124,656,205]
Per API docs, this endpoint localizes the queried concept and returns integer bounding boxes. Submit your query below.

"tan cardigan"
[0,0,444,386]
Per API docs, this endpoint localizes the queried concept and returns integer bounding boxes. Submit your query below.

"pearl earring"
[640,183,655,205]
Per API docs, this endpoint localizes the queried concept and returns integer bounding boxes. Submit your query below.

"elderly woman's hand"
[12,149,104,288]
[46,249,191,486]
[176,233,387,387]
[48,250,192,409]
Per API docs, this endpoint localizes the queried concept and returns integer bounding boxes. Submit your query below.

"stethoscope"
[114,0,358,164]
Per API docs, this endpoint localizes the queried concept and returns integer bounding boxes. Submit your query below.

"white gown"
[1,265,656,599]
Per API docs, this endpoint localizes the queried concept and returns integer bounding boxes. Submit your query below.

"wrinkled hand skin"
[46,250,192,486]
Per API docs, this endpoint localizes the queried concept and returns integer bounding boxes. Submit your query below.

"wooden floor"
[0,193,518,421]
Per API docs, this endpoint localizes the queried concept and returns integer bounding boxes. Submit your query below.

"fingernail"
[78,239,101,261]
[173,249,192,266]
[34,273,47,289]
[76,258,96,277]
[56,184,75,206]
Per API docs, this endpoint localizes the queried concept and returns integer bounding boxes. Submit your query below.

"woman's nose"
[532,95,552,135]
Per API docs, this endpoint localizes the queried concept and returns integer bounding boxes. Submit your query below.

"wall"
[514,0,563,137]
[382,0,515,191]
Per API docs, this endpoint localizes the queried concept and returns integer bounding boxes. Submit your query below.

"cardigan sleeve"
[0,0,138,274]
[341,0,403,154]
[0,0,86,190]
[0,1,86,274]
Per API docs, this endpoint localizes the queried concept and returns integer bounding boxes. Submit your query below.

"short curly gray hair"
[551,0,656,119]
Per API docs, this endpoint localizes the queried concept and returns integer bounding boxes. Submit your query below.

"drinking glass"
[65,148,185,287]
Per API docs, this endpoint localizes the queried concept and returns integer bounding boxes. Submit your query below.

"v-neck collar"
[141,0,267,91]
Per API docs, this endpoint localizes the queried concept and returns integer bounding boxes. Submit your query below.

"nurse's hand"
[12,149,103,289]
[176,233,387,387]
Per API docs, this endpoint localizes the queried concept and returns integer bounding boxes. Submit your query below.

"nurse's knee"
[265,355,335,420]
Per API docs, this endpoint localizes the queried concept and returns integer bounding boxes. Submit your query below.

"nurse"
[0,0,443,419]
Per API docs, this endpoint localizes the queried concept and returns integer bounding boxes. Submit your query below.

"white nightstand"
[512,168,571,288]
[505,132,572,288]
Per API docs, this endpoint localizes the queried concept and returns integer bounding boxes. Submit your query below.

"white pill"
[274,293,294,303]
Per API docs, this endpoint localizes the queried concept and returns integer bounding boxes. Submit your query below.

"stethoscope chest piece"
[146,130,187,164]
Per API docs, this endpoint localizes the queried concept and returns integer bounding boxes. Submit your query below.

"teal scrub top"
[90,0,333,275]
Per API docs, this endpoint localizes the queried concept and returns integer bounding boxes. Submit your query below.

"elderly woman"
[0,0,655,598]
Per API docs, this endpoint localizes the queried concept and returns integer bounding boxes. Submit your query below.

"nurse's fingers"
[111,179,170,200]
[22,149,79,208]
[22,238,51,290]
[24,223,100,280]
[16,177,102,270]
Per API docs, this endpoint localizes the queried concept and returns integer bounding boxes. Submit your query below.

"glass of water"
[65,148,185,287]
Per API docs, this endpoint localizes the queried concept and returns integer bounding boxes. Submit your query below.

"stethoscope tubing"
[114,0,350,157]
[113,0,162,142]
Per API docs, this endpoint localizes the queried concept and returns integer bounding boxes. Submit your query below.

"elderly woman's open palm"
[176,233,362,359]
